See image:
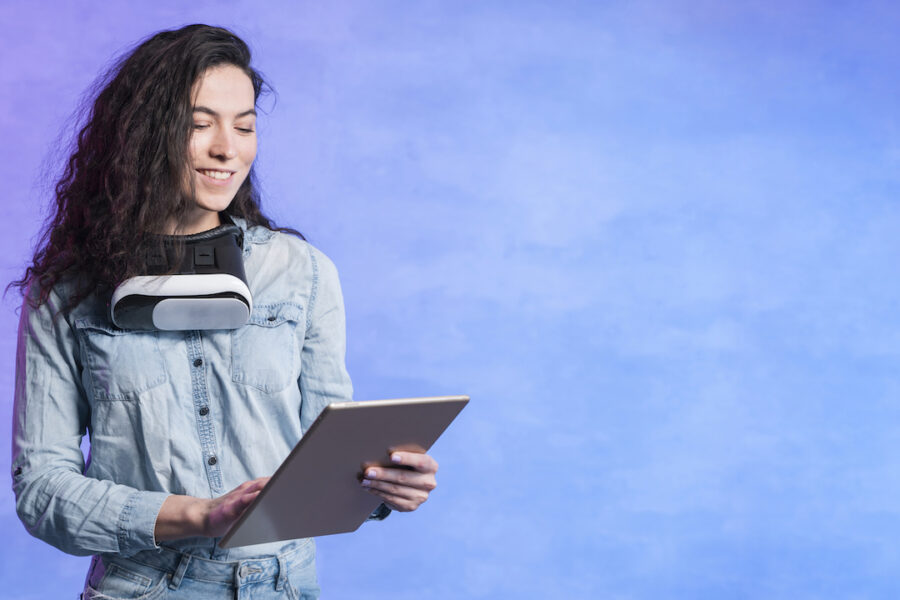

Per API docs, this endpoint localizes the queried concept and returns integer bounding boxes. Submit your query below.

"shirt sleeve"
[298,246,354,431]
[297,246,391,522]
[10,286,169,557]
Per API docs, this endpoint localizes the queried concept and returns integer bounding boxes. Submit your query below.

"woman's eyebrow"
[192,106,257,118]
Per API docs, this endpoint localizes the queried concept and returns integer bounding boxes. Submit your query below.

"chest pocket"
[231,303,304,393]
[74,318,169,401]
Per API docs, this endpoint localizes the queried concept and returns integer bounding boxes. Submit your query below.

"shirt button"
[199,406,209,416]
[193,358,203,367]
[208,456,217,466]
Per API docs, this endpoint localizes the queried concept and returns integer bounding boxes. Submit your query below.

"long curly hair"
[13,24,300,311]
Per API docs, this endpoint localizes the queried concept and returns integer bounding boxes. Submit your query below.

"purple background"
[3,1,900,598]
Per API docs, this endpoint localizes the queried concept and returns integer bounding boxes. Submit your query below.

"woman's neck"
[166,210,222,235]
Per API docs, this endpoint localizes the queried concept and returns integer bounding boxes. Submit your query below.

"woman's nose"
[209,129,237,160]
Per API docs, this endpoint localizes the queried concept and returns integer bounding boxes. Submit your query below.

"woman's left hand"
[360,451,438,512]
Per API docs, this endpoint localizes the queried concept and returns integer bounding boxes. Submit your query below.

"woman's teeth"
[199,169,232,180]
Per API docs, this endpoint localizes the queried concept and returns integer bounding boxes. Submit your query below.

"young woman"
[11,24,438,599]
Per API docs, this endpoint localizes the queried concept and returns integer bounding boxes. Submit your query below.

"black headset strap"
[157,214,243,247]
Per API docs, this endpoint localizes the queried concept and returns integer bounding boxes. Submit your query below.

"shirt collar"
[228,215,276,246]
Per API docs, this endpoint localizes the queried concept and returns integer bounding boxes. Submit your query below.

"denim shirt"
[11,217,356,560]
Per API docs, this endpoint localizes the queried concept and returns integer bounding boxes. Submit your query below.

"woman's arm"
[297,246,354,431]
[299,246,438,514]
[11,287,169,557]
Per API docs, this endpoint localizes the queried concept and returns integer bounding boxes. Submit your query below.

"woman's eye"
[192,123,210,130]
[236,127,255,134]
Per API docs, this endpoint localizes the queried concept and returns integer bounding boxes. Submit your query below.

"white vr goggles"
[110,219,252,331]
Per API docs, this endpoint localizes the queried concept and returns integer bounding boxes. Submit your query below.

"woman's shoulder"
[233,217,338,271]
[268,232,342,287]
[21,275,103,319]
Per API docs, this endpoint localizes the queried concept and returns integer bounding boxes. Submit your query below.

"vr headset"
[111,218,252,331]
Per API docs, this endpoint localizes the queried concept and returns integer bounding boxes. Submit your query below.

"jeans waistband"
[114,539,312,590]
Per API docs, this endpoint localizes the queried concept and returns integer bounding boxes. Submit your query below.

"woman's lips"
[196,168,235,185]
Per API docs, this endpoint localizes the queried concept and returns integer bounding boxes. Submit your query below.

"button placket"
[186,330,223,494]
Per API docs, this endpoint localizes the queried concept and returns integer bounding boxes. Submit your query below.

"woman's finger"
[362,466,436,490]
[365,488,425,512]
[388,451,439,474]
[361,477,430,503]
[230,476,269,495]
[239,489,261,506]
[247,477,269,492]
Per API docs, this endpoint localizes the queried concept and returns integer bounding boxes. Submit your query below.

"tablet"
[219,395,469,548]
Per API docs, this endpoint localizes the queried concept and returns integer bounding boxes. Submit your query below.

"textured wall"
[2,1,900,598]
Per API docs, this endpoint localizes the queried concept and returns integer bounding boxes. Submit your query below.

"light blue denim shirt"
[11,217,357,561]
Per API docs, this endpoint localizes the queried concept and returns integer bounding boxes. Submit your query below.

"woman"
[11,24,437,599]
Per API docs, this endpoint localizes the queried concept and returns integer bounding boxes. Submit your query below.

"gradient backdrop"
[2,1,900,598]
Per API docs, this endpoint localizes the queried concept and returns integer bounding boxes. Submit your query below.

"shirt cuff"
[367,503,392,521]
[117,490,171,557]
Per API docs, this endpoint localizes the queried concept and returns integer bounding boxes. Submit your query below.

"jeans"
[81,539,319,599]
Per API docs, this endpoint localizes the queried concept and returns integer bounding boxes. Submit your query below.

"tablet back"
[220,395,469,548]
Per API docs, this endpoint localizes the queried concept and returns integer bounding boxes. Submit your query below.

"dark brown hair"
[13,24,299,310]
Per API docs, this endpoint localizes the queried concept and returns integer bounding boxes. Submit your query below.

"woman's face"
[182,64,258,233]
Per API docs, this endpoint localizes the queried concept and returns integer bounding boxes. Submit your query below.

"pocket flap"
[74,317,153,335]
[247,303,304,327]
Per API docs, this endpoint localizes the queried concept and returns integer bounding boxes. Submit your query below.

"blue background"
[2,1,900,598]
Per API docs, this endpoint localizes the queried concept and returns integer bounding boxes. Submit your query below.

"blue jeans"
[81,540,319,599]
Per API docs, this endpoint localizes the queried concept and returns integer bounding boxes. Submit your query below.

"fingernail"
[366,469,377,478]
[391,453,401,463]
[361,479,372,487]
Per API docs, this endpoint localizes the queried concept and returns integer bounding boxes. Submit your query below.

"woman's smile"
[197,168,235,182]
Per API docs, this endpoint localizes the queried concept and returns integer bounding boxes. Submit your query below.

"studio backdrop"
[2,2,900,598]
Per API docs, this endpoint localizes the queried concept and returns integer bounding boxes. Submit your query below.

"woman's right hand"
[202,477,269,537]
[155,476,269,541]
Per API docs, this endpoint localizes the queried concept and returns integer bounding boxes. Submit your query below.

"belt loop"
[275,554,288,591]
[169,553,192,590]
[234,561,244,589]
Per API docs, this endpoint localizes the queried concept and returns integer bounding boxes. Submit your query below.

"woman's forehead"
[192,65,255,114]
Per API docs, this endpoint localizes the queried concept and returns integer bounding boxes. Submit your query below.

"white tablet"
[219,395,469,548]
